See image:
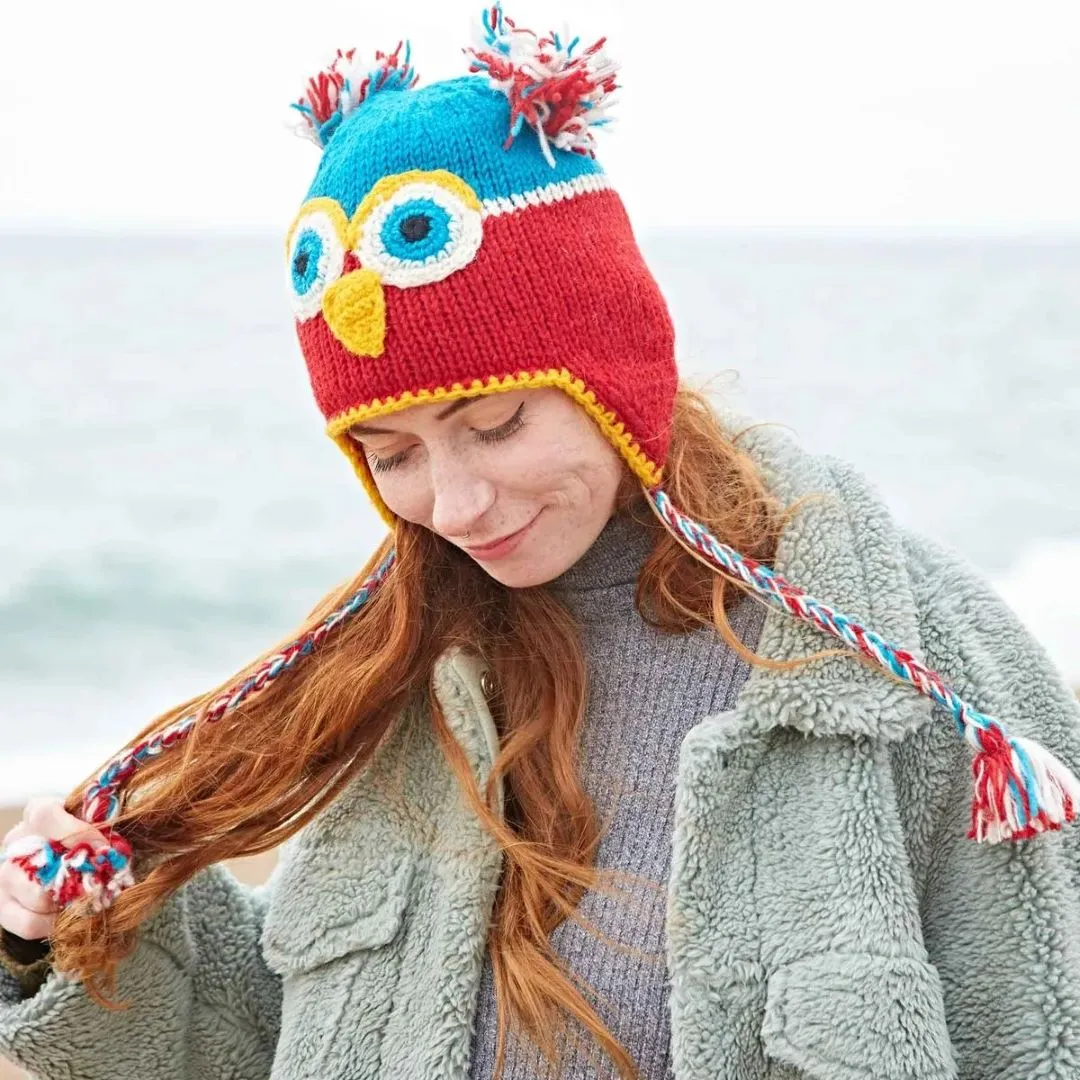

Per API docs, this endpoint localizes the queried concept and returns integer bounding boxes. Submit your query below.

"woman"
[2,9,1079,1079]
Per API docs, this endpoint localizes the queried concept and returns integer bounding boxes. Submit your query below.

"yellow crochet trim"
[326,370,664,527]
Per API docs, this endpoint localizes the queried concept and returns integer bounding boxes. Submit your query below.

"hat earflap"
[464,3,619,166]
[292,41,419,149]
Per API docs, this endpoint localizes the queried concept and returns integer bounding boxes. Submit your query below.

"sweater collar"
[543,509,658,622]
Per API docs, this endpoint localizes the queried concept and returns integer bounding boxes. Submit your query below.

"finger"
[0,896,54,942]
[24,799,107,848]
[2,821,28,848]
[0,861,57,916]
[22,796,66,825]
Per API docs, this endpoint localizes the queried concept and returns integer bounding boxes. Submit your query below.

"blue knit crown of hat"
[306,76,603,218]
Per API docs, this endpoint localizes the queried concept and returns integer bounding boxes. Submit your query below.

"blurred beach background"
[1,230,1078,818]
[1,2,1079,1075]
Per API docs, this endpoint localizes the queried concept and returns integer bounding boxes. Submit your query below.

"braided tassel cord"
[0,550,396,913]
[646,486,1080,844]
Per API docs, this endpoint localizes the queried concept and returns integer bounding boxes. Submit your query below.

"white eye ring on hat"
[285,199,349,322]
[350,170,484,289]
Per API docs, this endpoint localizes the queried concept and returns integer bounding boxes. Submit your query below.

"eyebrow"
[348,396,478,437]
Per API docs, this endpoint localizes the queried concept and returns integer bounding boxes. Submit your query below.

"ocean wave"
[0,549,345,680]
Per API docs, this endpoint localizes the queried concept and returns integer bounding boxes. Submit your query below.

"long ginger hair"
[53,382,835,1078]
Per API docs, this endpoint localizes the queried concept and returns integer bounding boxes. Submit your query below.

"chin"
[477,555,563,589]
[478,508,609,588]
[474,532,580,588]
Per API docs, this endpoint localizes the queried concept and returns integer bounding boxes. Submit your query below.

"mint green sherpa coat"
[3,420,1080,1080]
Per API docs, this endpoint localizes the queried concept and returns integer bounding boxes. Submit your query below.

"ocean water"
[0,232,1077,804]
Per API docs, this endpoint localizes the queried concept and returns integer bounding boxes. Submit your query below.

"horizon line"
[4,223,1080,244]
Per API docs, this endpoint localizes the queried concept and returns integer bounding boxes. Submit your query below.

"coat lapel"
[374,648,504,1079]
[720,416,934,744]
[262,648,503,1080]
[666,417,957,1079]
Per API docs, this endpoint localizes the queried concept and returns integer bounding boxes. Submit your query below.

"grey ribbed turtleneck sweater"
[467,510,768,1079]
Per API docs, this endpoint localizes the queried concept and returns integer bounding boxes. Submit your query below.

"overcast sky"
[2,0,1078,234]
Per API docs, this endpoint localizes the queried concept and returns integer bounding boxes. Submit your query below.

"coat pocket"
[260,845,417,1080]
[260,845,415,976]
[760,952,958,1080]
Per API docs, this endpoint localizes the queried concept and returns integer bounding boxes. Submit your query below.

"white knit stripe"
[481,172,613,219]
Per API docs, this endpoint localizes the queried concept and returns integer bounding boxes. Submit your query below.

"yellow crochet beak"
[322,268,386,358]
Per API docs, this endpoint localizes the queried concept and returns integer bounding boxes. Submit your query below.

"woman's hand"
[0,796,108,941]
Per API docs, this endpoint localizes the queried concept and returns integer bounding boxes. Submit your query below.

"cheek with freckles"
[485,411,618,512]
[371,468,432,526]
[468,416,626,587]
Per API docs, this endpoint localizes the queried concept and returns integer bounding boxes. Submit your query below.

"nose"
[428,450,496,540]
[322,268,386,358]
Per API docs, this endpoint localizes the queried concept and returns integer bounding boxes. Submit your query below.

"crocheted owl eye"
[351,171,484,288]
[286,199,349,322]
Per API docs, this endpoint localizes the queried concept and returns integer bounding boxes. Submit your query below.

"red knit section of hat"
[297,188,677,474]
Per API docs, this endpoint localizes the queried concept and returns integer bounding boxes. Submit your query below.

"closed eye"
[368,448,411,475]
[473,401,525,444]
[366,402,526,474]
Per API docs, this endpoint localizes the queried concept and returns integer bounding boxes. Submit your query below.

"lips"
[464,511,542,558]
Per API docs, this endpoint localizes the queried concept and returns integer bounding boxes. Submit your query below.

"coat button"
[479,668,497,701]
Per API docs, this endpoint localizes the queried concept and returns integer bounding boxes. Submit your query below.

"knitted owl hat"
[6,4,1078,914]
[284,13,674,525]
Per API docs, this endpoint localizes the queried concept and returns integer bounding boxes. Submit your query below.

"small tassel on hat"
[292,41,419,148]
[968,722,1080,843]
[465,3,619,166]
[3,830,134,913]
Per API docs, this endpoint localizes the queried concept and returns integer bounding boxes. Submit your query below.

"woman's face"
[347,387,624,586]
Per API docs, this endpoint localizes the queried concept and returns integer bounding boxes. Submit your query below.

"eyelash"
[474,402,526,444]
[368,403,526,475]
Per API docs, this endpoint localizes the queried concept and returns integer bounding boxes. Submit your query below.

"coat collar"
[713,413,934,743]
[432,647,504,808]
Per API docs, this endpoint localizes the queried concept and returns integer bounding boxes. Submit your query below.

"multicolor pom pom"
[2,829,134,913]
[465,3,619,166]
[292,41,419,148]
